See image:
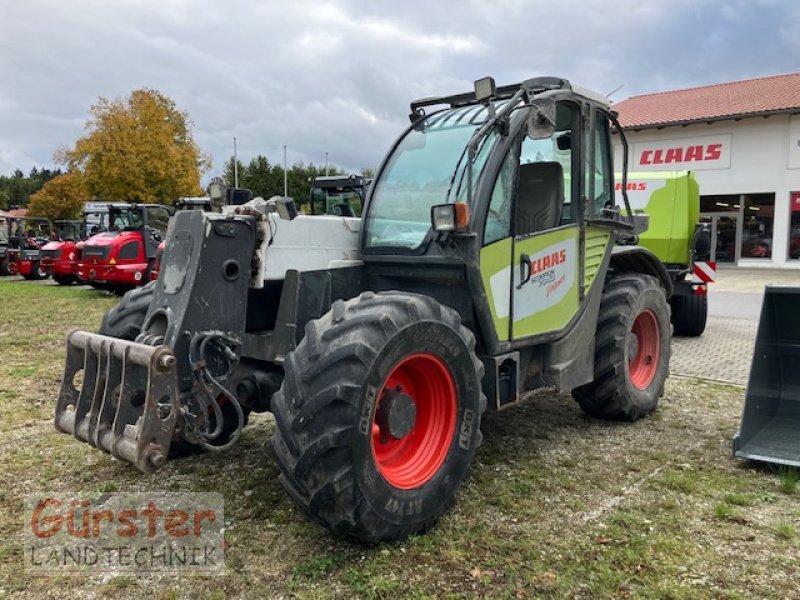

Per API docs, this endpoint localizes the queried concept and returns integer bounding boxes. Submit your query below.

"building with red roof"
[613,72,800,267]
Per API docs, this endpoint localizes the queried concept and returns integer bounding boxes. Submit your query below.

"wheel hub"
[375,387,416,440]
[371,352,458,489]
[629,309,660,390]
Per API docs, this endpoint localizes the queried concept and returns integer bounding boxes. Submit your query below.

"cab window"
[483,102,578,245]
[586,111,613,217]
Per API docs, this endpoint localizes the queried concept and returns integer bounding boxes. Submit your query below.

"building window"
[789,192,800,260]
[740,193,774,258]
[699,193,775,262]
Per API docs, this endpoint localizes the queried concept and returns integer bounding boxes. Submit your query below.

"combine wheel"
[572,273,671,421]
[271,291,486,542]
[53,275,76,286]
[671,293,707,337]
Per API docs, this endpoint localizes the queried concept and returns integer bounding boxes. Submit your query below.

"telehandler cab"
[56,76,672,542]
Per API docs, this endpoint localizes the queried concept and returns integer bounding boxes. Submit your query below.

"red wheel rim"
[629,309,660,390]
[371,353,457,489]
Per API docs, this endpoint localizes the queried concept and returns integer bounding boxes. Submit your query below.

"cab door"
[511,102,581,340]
[478,100,583,343]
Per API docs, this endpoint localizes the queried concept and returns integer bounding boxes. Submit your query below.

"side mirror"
[527,99,557,140]
[431,202,470,233]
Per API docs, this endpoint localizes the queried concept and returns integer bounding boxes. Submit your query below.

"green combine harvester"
[615,171,713,336]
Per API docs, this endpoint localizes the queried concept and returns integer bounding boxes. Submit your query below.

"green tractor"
[56,76,672,542]
[309,173,370,217]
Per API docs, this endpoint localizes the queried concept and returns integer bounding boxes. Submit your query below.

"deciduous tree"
[58,89,209,204]
[27,173,88,220]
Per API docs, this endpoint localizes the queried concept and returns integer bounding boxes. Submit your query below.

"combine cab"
[56,76,673,541]
[77,203,173,294]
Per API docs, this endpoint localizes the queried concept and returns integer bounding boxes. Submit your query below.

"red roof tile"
[614,72,800,129]
[0,208,28,218]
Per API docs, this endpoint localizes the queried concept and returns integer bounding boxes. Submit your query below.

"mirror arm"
[464,88,527,207]
[609,112,633,218]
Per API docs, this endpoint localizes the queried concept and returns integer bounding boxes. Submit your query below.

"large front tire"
[271,291,486,542]
[99,281,157,340]
[572,273,671,421]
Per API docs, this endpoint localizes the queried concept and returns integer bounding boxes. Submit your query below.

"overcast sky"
[1,0,799,180]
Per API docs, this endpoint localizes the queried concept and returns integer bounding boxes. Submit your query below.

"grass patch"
[778,467,800,494]
[723,492,755,506]
[0,280,798,598]
[292,553,344,580]
[774,522,796,541]
[659,469,699,494]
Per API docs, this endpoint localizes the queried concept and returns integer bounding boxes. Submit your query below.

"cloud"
[1,0,798,181]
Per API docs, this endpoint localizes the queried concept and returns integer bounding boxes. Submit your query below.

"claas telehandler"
[55,76,672,542]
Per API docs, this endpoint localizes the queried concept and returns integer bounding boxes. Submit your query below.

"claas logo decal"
[531,248,567,274]
[614,182,648,191]
[639,143,722,166]
[514,238,575,321]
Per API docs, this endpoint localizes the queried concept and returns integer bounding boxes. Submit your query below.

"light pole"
[283,145,288,197]
[233,137,239,188]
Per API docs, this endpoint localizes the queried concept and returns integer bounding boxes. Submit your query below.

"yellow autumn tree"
[57,89,210,204]
[27,172,88,220]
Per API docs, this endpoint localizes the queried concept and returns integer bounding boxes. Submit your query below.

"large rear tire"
[572,273,671,421]
[271,291,486,542]
[671,293,707,337]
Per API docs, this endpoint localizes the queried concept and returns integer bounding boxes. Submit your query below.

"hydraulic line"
[188,331,246,451]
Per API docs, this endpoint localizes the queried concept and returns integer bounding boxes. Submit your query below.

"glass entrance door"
[700,212,739,263]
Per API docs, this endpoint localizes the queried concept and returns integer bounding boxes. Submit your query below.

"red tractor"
[41,209,110,285]
[0,213,11,276]
[5,217,53,280]
[77,203,173,294]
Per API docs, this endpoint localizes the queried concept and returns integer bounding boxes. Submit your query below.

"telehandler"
[56,76,672,542]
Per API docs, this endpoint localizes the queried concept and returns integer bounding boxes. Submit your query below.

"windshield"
[56,221,81,240]
[311,186,365,217]
[109,208,143,231]
[365,104,501,251]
